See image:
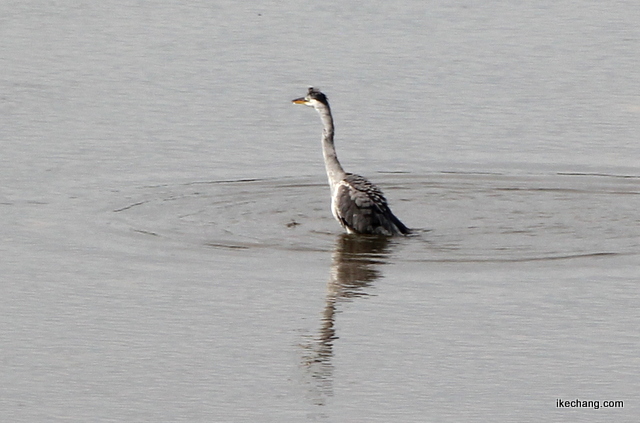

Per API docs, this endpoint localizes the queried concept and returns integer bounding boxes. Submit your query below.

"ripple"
[108,172,640,263]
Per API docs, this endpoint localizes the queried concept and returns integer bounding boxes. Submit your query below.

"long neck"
[315,103,346,192]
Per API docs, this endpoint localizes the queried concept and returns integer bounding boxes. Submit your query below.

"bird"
[292,87,410,236]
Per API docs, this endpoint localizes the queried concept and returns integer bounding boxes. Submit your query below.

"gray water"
[2,1,639,422]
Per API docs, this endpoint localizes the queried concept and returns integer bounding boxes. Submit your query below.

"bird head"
[292,87,329,108]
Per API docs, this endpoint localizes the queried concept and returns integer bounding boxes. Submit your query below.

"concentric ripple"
[109,172,640,262]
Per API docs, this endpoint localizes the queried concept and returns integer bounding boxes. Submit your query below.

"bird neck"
[316,104,346,192]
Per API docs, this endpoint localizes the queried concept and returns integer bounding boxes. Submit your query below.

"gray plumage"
[334,173,409,236]
[292,87,410,236]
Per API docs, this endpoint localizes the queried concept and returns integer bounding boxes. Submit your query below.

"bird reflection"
[301,233,392,406]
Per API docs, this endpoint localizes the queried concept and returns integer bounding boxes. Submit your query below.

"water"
[1,1,639,422]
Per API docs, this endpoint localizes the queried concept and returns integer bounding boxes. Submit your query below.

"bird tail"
[389,211,411,235]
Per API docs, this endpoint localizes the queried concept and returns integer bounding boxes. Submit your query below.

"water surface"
[2,1,639,422]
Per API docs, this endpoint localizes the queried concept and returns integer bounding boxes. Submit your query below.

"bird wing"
[334,173,407,235]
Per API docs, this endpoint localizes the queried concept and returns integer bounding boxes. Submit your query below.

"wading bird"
[292,87,410,236]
